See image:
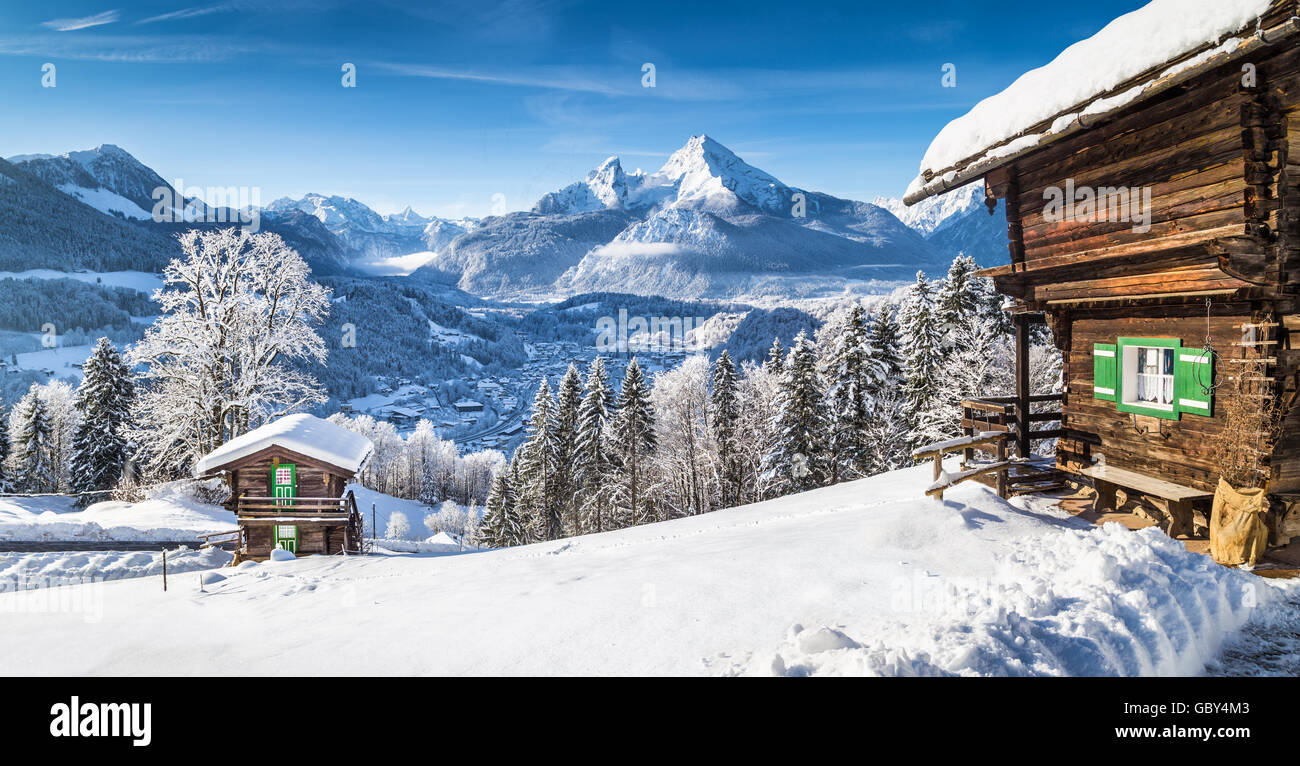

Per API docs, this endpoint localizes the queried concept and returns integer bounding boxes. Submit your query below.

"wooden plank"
[1077,464,1213,501]
[926,462,1013,497]
[913,431,1007,460]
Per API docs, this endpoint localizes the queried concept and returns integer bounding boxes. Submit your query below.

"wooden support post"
[162,548,167,592]
[1014,314,1031,460]
[995,436,1008,499]
[932,455,944,501]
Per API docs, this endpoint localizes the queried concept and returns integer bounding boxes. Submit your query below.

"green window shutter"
[1176,347,1213,416]
[1093,343,1116,401]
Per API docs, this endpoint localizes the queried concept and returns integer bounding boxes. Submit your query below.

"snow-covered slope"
[11,144,178,219]
[1,463,1290,676]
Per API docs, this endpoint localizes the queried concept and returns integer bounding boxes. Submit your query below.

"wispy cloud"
[40,10,120,32]
[369,61,627,96]
[0,33,268,63]
[136,4,234,25]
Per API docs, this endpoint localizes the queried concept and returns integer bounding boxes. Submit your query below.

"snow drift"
[0,463,1291,675]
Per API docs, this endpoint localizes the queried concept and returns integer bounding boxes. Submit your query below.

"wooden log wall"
[232,457,341,501]
[1063,306,1255,492]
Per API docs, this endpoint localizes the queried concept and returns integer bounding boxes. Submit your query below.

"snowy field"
[0,482,236,542]
[0,463,1294,676]
[0,547,232,592]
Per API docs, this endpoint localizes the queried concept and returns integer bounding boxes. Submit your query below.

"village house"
[195,414,373,561]
[906,0,1300,550]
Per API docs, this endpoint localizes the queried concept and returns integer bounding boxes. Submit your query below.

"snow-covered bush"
[385,510,412,541]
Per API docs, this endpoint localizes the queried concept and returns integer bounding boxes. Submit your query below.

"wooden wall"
[231,455,345,501]
[1062,306,1255,492]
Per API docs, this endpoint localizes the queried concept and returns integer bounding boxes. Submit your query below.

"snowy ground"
[0,482,236,542]
[0,462,1294,676]
[0,547,232,593]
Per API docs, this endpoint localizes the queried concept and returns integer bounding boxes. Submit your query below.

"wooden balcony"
[234,490,360,525]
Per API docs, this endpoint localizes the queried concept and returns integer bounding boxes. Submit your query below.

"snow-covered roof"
[906,0,1287,204]
[195,414,374,476]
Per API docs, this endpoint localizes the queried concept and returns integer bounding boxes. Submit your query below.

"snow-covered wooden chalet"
[195,414,373,560]
[906,0,1300,545]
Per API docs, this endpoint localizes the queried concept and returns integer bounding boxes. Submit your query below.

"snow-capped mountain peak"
[652,134,790,213]
[874,181,984,236]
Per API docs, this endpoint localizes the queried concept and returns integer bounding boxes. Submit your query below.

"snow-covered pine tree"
[709,350,742,508]
[609,358,656,527]
[6,385,54,493]
[915,314,1010,446]
[899,271,943,444]
[480,472,509,547]
[866,302,904,397]
[0,401,9,491]
[764,330,828,496]
[823,305,871,483]
[764,337,785,375]
[935,255,982,350]
[69,337,135,502]
[574,357,614,534]
[552,364,582,535]
[519,377,562,541]
[503,457,527,545]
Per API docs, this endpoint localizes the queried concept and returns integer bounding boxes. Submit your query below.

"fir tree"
[824,305,871,482]
[6,385,54,493]
[481,471,523,547]
[552,364,582,535]
[609,358,656,527]
[765,330,828,496]
[0,401,9,491]
[867,302,903,394]
[709,350,742,508]
[574,357,614,534]
[899,271,943,443]
[69,337,135,502]
[764,337,785,375]
[519,378,562,541]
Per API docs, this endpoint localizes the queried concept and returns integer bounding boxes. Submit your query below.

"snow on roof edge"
[194,413,375,477]
[906,0,1282,205]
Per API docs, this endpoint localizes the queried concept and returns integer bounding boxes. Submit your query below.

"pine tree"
[764,337,785,375]
[709,350,742,508]
[0,401,9,491]
[916,315,1008,446]
[519,378,562,541]
[764,330,828,496]
[609,358,656,527]
[481,471,522,547]
[899,271,943,443]
[574,357,614,534]
[552,364,582,535]
[824,305,871,482]
[935,255,981,349]
[867,302,904,395]
[6,385,54,493]
[69,337,135,502]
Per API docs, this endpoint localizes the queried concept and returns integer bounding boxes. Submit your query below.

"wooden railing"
[236,494,352,517]
[962,393,1064,460]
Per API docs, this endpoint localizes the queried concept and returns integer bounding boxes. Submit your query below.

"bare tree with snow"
[129,228,330,477]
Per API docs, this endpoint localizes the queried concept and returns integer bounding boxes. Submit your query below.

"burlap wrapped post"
[1209,478,1269,567]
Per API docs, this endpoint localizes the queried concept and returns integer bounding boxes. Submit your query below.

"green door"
[272,463,297,507]
[274,524,299,553]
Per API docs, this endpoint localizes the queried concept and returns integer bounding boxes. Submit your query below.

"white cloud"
[40,10,120,32]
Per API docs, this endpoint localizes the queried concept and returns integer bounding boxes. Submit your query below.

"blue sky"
[0,0,1148,218]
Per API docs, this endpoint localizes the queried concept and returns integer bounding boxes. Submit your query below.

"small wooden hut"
[195,414,373,560]
[906,0,1300,545]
